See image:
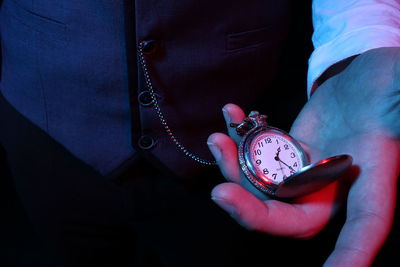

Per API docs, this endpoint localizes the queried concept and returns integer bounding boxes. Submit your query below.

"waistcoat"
[0,0,290,179]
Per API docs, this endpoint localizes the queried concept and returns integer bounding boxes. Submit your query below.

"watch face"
[244,127,308,186]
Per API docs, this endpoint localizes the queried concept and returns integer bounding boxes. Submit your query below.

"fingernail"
[222,107,231,124]
[207,142,222,161]
[211,197,236,217]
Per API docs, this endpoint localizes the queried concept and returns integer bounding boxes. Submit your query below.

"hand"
[207,47,400,266]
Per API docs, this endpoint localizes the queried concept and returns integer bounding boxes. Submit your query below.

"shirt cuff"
[307,26,400,97]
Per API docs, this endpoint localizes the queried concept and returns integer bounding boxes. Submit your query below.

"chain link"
[138,43,217,166]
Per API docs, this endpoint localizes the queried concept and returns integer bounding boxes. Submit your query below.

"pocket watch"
[233,111,352,198]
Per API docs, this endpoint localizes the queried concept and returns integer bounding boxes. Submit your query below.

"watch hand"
[279,159,296,173]
[274,149,296,174]
[274,147,281,161]
[276,158,285,178]
[274,148,286,177]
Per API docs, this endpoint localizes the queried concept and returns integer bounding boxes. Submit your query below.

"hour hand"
[274,147,281,160]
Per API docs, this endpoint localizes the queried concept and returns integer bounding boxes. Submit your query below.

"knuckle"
[291,222,325,240]
[348,210,387,225]
[293,229,319,240]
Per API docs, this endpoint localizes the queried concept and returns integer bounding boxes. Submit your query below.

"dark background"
[0,1,399,266]
[253,1,311,132]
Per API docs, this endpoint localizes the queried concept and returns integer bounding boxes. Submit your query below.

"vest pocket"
[226,27,273,52]
[4,0,68,44]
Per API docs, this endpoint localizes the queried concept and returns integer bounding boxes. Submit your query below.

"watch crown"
[249,111,267,126]
[234,111,268,136]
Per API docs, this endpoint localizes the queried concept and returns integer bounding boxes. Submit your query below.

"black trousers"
[1,92,399,267]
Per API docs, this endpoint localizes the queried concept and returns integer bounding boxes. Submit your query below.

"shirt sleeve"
[308,0,400,96]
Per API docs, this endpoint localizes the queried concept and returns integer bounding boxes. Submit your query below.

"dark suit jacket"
[0,0,289,178]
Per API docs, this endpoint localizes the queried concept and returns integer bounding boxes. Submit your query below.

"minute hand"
[277,158,296,173]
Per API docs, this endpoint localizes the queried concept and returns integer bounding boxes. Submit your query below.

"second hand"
[274,148,287,178]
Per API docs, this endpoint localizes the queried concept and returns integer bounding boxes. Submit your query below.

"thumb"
[211,182,338,239]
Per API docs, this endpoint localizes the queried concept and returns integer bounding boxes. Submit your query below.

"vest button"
[142,40,158,54]
[138,135,156,150]
[138,91,154,107]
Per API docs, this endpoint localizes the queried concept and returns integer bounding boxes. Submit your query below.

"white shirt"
[309,0,400,96]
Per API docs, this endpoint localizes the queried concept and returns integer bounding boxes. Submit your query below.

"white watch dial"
[249,130,306,185]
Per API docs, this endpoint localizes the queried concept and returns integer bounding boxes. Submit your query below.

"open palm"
[208,47,400,266]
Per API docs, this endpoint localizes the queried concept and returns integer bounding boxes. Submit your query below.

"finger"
[222,103,246,145]
[207,132,241,183]
[207,132,272,200]
[324,146,399,267]
[211,181,339,238]
[324,191,395,267]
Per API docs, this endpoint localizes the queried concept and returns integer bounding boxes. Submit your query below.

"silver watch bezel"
[238,125,310,196]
